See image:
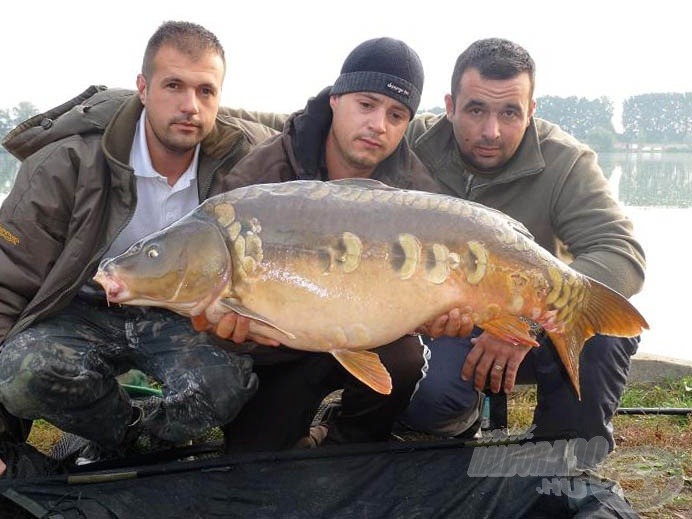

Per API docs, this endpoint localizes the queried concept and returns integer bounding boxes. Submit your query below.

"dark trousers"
[0,403,31,443]
[401,330,638,466]
[223,335,425,452]
[0,297,258,448]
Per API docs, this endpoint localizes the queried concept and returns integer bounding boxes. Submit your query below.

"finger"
[488,359,506,393]
[461,339,483,381]
[191,314,209,332]
[503,357,520,393]
[231,316,251,343]
[503,345,532,392]
[215,313,238,339]
[457,314,474,337]
[428,315,449,338]
[473,353,495,392]
[443,308,461,336]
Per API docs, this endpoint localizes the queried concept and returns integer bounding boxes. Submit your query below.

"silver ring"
[493,363,504,371]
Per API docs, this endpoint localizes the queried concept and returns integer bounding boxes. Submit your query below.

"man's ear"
[527,98,537,124]
[136,74,147,104]
[444,93,454,121]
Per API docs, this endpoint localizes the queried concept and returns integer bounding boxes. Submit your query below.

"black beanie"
[330,37,424,119]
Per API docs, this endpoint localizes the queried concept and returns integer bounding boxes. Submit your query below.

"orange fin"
[331,350,392,395]
[480,315,540,348]
[219,299,297,340]
[546,330,584,401]
[546,278,649,401]
[579,278,649,337]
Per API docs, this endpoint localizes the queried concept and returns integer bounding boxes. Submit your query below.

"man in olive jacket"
[400,38,646,467]
[0,22,275,458]
[217,37,443,451]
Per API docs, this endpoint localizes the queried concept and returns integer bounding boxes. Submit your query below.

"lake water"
[1,152,691,361]
[600,152,692,362]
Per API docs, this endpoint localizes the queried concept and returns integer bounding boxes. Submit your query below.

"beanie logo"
[386,82,410,99]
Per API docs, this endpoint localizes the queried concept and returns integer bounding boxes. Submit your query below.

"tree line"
[3,92,692,191]
[538,93,692,150]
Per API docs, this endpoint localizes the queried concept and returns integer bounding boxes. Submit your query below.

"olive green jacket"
[0,86,277,343]
[406,114,646,297]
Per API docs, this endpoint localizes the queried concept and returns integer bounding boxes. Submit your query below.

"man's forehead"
[346,91,409,111]
[459,69,531,105]
[152,46,224,77]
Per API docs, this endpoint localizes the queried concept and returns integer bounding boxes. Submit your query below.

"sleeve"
[219,107,289,133]
[219,134,293,194]
[0,144,78,342]
[551,149,646,298]
[405,112,440,144]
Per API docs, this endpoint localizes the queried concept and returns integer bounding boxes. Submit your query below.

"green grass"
[506,378,692,519]
[620,376,692,408]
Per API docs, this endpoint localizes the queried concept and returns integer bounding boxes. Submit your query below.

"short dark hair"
[450,38,535,104]
[141,21,225,79]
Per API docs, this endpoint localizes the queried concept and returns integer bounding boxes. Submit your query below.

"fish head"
[93,214,232,316]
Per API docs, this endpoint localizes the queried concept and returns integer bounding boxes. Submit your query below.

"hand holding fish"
[462,332,532,393]
[416,307,475,338]
[191,312,280,347]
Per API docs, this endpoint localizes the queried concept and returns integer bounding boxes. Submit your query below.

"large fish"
[94,179,648,397]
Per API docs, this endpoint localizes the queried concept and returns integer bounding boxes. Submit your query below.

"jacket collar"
[285,86,421,185]
[415,115,546,192]
[103,96,237,199]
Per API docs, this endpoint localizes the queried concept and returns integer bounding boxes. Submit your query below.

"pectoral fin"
[331,350,392,395]
[219,299,297,340]
[480,315,540,348]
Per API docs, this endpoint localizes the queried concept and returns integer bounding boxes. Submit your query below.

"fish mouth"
[93,270,128,303]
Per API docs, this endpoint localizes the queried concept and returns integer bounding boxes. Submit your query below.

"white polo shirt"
[105,110,201,258]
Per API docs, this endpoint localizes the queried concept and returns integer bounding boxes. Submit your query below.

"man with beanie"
[213,37,452,451]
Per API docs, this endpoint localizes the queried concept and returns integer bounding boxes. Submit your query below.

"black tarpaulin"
[0,438,638,519]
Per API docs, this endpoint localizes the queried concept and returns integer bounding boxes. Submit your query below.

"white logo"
[386,82,410,98]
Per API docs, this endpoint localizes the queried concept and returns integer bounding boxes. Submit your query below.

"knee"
[0,341,46,415]
[583,335,638,363]
[200,357,259,425]
[0,341,98,417]
[377,336,426,390]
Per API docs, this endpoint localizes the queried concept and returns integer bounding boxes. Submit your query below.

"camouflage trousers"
[0,297,258,448]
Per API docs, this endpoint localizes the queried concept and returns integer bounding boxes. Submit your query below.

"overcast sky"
[2,0,688,114]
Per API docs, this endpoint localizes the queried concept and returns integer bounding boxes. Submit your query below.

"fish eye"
[146,246,160,259]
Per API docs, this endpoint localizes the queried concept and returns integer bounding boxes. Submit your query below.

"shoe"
[312,400,341,427]
[74,439,119,466]
[294,424,329,449]
[293,398,342,449]
[131,395,162,425]
[72,396,168,465]
[453,391,485,439]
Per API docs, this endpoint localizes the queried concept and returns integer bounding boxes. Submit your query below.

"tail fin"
[547,278,649,400]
